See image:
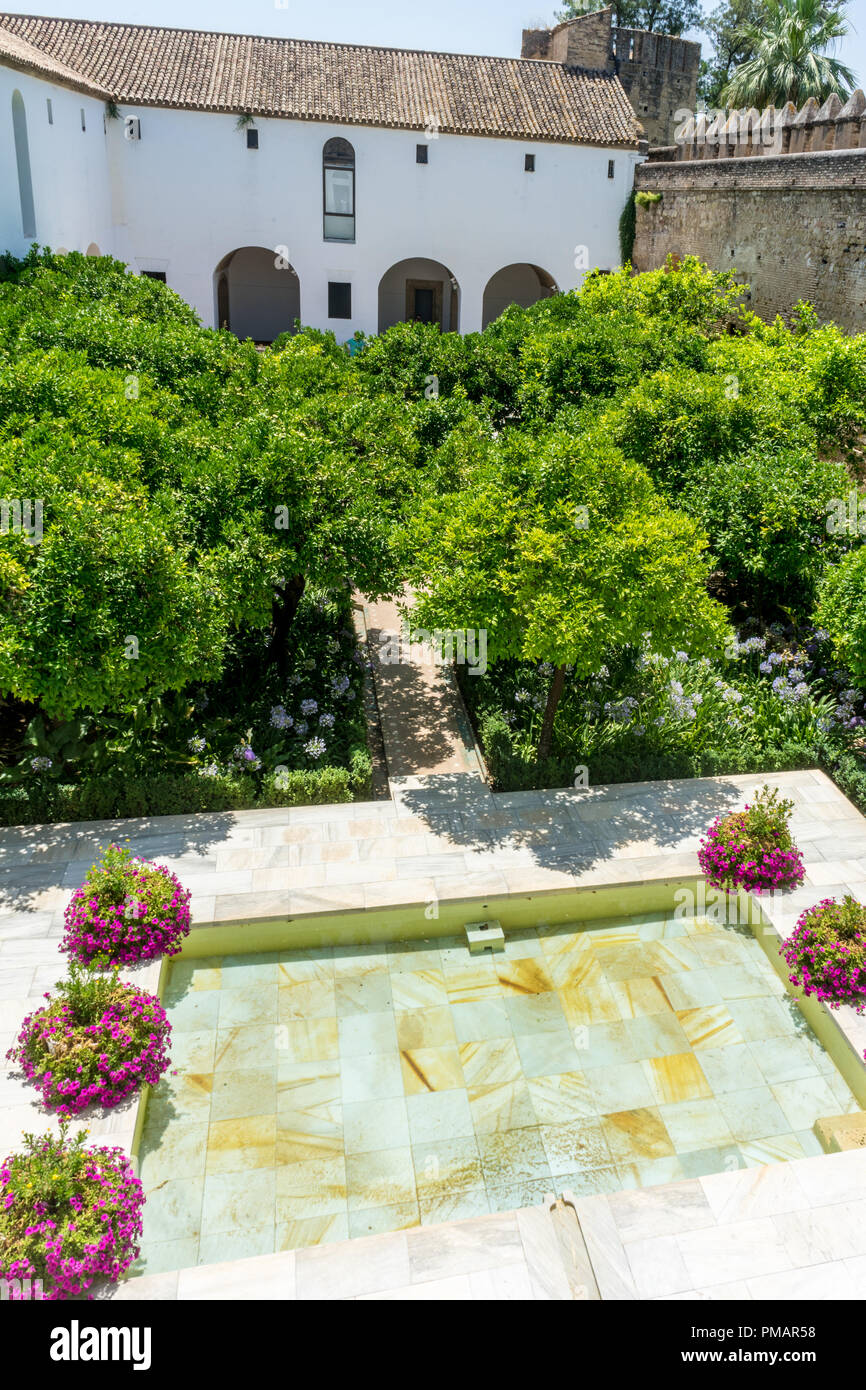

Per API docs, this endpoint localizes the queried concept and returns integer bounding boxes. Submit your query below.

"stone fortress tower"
[521,6,700,147]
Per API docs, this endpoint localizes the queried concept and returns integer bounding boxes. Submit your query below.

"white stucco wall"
[1,59,641,337]
[109,108,640,336]
[0,65,112,258]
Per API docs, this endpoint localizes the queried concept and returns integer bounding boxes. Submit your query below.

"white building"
[0,13,646,340]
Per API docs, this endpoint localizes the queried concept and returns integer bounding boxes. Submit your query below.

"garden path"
[359,593,488,795]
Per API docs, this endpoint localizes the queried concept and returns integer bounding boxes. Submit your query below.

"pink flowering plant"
[61,842,190,965]
[782,895,866,1013]
[698,784,805,894]
[0,1119,144,1300]
[6,962,171,1115]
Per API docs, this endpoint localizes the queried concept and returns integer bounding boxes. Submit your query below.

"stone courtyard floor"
[4,768,866,1297]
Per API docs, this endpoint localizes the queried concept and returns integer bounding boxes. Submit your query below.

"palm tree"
[721,0,855,107]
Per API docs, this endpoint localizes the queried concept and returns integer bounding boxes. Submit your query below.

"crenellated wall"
[614,26,700,147]
[670,89,866,160]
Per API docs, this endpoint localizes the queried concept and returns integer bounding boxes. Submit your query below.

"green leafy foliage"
[721,0,855,107]
[619,190,637,265]
[2,247,866,813]
[815,547,866,684]
[682,446,850,609]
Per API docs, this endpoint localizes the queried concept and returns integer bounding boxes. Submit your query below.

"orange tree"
[405,423,731,761]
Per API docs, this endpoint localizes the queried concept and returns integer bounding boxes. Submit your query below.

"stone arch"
[377,258,460,333]
[11,90,36,239]
[481,263,558,329]
[213,247,301,341]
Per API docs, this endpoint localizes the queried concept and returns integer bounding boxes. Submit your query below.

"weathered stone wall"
[632,149,866,329]
[521,9,615,71]
[614,28,700,146]
[521,10,699,146]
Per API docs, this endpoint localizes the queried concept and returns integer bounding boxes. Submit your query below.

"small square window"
[46,99,53,125]
[328,282,352,319]
[416,143,428,164]
[607,159,615,178]
[80,108,86,132]
[141,270,167,283]
[246,128,259,149]
[525,153,535,172]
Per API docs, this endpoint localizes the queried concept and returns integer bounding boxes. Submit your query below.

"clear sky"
[4,0,865,89]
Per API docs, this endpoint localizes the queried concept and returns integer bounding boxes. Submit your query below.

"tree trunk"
[271,574,306,678]
[537,663,566,764]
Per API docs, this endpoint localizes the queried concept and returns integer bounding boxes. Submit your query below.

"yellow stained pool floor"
[133,910,859,1274]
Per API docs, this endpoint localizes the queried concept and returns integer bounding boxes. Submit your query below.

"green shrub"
[681,446,850,611]
[612,368,812,496]
[0,761,372,826]
[619,190,636,264]
[479,732,817,793]
[815,548,866,685]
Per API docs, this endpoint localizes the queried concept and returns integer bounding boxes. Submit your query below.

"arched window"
[323,137,355,242]
[11,91,36,239]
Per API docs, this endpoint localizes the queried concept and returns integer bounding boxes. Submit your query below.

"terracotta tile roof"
[0,13,642,146]
[0,20,107,97]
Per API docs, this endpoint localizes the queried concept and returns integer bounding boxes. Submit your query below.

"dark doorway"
[406,279,442,326]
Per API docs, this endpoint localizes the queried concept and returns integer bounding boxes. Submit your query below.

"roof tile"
[0,13,641,146]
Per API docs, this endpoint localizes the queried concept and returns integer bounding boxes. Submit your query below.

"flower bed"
[0,1122,144,1300]
[61,843,190,965]
[698,784,805,894]
[6,965,171,1115]
[782,895,866,1013]
[1,588,373,825]
[456,622,866,795]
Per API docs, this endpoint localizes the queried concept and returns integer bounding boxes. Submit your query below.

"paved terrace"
[3,767,866,1297]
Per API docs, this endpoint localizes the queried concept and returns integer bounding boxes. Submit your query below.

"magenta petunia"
[6,980,171,1116]
[61,843,190,966]
[783,895,866,1019]
[0,1125,144,1300]
[697,785,805,895]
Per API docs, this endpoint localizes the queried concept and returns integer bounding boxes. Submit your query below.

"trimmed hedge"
[478,710,823,791]
[810,736,866,819]
[479,706,866,830]
[0,751,372,826]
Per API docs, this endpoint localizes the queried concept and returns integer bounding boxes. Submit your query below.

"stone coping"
[1,769,855,926]
[113,1198,593,1301]
[114,1148,866,1300]
[4,767,866,1296]
[635,145,866,191]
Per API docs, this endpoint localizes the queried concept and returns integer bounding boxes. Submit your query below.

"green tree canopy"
[699,0,767,105]
[404,424,730,759]
[0,251,406,714]
[815,547,866,684]
[721,0,854,106]
[554,1,704,35]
